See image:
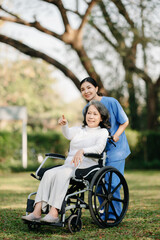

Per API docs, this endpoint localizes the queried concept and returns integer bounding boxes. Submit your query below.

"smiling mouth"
[85,94,91,98]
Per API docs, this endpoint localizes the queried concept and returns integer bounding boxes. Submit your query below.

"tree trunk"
[146,82,158,129]
[125,70,139,129]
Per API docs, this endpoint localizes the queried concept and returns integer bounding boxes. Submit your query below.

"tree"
[0,0,159,129]
[0,57,86,130]
[0,58,64,130]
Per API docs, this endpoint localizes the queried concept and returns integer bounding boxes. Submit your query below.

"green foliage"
[0,59,65,130]
[0,129,159,171]
[0,130,69,172]
[0,131,21,162]
[28,131,69,157]
[126,130,160,169]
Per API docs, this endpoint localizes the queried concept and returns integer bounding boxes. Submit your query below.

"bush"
[0,130,69,172]
[0,131,21,162]
[27,131,69,158]
[126,130,160,169]
[0,129,160,171]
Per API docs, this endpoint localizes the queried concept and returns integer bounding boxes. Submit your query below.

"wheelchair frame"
[23,152,129,233]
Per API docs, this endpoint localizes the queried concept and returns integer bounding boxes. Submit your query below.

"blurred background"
[0,0,159,171]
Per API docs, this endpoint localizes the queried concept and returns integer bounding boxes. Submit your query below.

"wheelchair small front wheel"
[68,214,82,233]
[27,222,41,231]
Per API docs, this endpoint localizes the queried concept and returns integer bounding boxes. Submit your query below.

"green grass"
[0,170,160,240]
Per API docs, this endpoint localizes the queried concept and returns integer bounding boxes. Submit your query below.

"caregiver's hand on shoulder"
[71,149,84,167]
[58,115,67,126]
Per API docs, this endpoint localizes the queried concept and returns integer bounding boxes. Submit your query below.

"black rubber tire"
[27,222,41,231]
[68,214,82,233]
[88,166,129,228]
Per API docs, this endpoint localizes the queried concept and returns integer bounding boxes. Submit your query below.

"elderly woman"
[22,100,110,223]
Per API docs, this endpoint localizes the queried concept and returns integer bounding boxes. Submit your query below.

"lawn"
[0,170,160,240]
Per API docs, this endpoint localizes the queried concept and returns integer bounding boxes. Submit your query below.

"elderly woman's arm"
[71,149,84,167]
[58,115,80,140]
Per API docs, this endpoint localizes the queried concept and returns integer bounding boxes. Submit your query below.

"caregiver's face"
[80,82,98,101]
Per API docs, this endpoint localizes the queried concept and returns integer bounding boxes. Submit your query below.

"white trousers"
[35,165,75,211]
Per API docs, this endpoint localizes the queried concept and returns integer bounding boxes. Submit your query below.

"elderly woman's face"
[80,82,98,101]
[86,105,102,128]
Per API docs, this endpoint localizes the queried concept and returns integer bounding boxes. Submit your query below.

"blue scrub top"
[83,96,131,162]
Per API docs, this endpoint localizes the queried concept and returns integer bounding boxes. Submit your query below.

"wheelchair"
[22,149,129,233]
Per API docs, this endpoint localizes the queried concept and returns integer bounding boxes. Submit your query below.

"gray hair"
[83,100,111,129]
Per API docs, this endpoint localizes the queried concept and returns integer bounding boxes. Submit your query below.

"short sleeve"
[111,98,128,124]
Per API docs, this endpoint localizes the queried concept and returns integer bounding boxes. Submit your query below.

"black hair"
[83,100,111,129]
[80,77,98,88]
[80,77,103,96]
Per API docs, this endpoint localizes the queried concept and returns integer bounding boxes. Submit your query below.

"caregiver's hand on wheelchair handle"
[71,149,84,167]
[58,115,67,126]
[112,134,119,142]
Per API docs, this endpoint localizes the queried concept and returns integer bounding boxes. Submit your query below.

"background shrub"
[0,130,69,172]
[125,130,160,169]
[0,130,159,171]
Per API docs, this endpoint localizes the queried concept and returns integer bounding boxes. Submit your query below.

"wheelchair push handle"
[108,135,116,147]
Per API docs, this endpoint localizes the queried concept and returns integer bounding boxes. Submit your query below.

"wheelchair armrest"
[84,152,106,167]
[84,153,103,159]
[45,153,65,159]
[35,153,65,178]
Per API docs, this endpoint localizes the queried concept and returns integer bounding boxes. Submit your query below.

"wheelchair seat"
[75,165,101,181]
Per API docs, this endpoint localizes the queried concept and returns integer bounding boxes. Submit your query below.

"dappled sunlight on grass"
[1,204,26,209]
[0,172,39,210]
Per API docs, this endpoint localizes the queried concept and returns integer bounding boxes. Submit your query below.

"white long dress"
[35,124,109,211]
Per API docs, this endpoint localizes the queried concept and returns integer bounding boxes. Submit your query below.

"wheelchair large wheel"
[88,166,129,228]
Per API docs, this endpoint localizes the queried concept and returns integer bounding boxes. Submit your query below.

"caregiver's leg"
[105,159,125,220]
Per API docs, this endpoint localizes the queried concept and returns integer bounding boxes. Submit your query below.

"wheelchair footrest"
[40,221,64,227]
[23,219,64,227]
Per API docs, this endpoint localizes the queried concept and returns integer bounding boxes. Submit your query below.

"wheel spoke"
[112,197,124,203]
[95,192,106,198]
[112,182,121,194]
[97,199,107,212]
[104,202,109,222]
[101,181,108,195]
[110,201,119,219]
